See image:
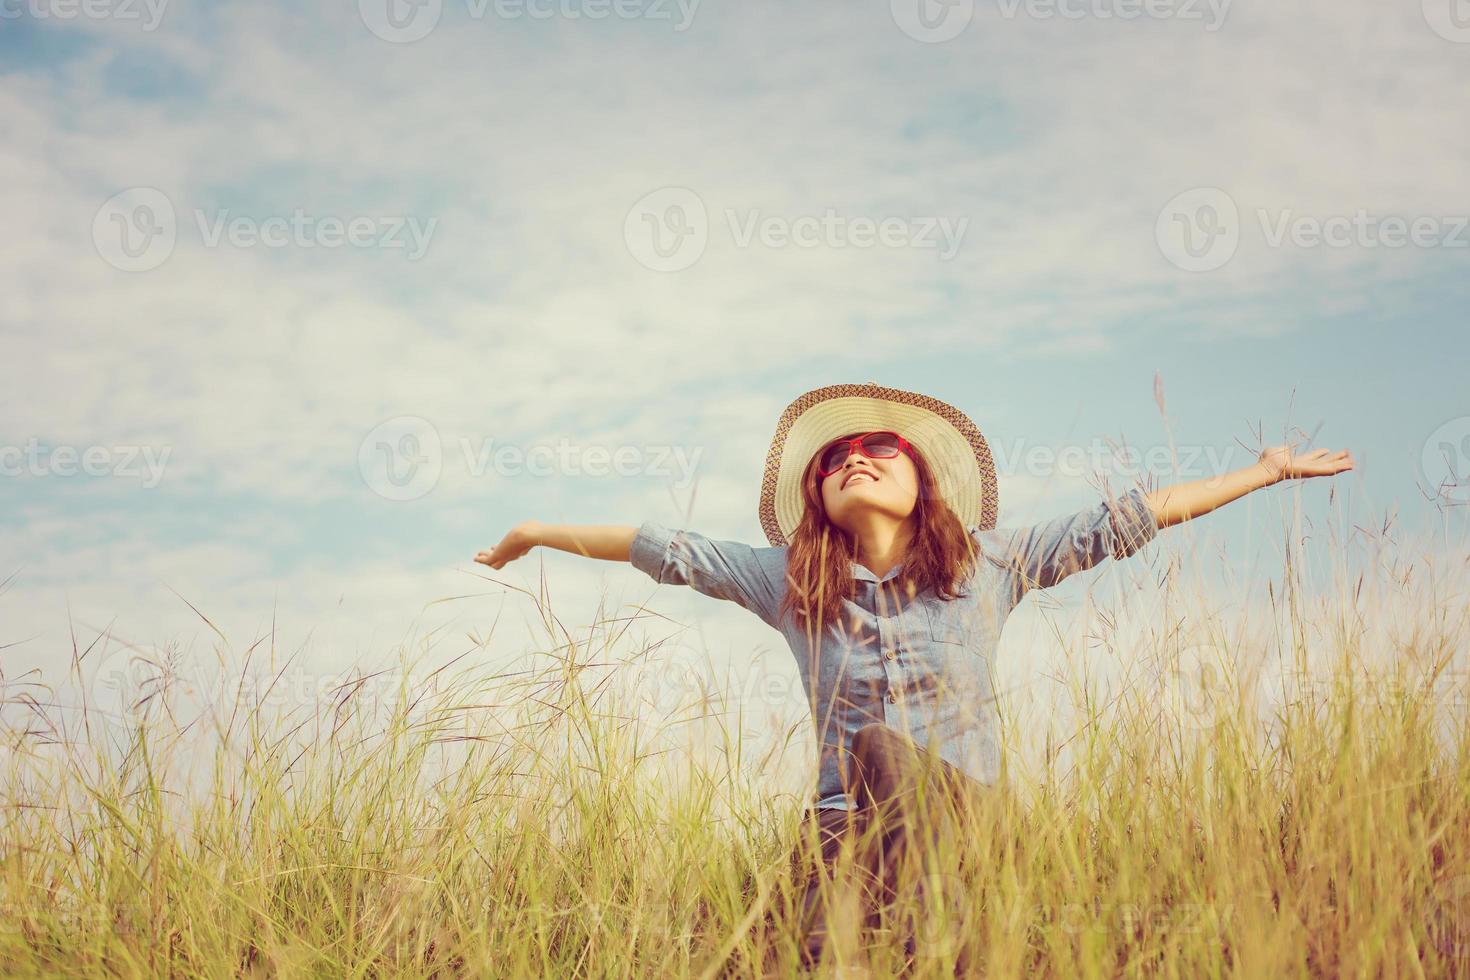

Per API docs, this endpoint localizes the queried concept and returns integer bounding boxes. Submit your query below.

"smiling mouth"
[843,472,877,489]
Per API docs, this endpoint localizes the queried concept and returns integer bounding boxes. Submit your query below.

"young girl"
[473,381,1354,969]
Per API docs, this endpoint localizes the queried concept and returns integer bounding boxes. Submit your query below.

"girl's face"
[816,432,921,531]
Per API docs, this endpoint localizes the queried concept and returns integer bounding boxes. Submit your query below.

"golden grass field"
[2,504,1467,978]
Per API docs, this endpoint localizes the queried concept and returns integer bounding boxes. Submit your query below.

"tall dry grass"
[2,505,1468,978]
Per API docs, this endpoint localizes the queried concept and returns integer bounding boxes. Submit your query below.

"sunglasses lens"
[863,432,902,457]
[819,441,852,474]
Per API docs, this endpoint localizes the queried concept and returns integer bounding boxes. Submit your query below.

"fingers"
[475,542,521,569]
[1299,450,1355,477]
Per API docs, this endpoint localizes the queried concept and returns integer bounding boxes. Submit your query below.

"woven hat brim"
[758,383,998,547]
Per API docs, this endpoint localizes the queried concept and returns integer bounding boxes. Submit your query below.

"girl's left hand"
[1257,444,1356,484]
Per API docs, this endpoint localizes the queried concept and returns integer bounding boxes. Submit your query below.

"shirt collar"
[851,561,906,585]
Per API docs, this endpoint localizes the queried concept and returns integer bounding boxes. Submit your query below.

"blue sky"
[2,2,1468,751]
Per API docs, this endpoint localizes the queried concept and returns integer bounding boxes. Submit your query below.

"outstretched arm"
[474,520,784,625]
[1141,443,1356,529]
[475,521,637,568]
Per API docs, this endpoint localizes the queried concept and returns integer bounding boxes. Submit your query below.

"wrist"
[1250,461,1282,489]
[520,519,547,546]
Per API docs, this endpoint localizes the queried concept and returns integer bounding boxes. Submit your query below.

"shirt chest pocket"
[923,602,973,648]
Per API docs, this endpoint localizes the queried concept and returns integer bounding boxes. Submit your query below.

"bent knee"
[852,721,903,758]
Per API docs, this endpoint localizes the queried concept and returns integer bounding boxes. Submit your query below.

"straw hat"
[758,381,1000,547]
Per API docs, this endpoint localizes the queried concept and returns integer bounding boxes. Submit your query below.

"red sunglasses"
[814,430,913,479]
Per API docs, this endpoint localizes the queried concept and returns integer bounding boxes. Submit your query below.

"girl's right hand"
[474,520,543,569]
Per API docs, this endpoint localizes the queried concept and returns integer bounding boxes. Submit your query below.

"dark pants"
[783,722,997,971]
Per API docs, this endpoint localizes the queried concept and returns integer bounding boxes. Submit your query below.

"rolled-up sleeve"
[629,521,782,625]
[981,487,1158,605]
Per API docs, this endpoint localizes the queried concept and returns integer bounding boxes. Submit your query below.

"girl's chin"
[832,499,909,521]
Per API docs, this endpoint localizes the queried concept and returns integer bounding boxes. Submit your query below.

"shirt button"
[887,690,897,703]
[884,649,896,660]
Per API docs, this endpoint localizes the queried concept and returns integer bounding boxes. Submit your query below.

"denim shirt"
[628,487,1159,812]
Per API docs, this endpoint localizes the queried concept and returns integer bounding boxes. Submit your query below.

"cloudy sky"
[2,1,1468,783]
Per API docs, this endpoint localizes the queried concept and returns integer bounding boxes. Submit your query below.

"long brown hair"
[776,434,980,637]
